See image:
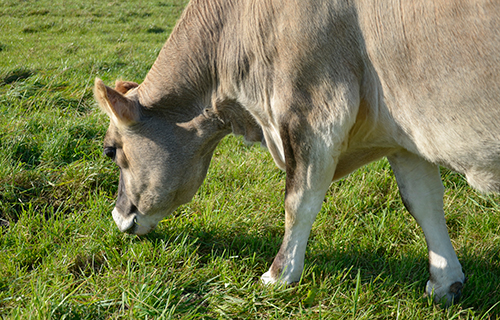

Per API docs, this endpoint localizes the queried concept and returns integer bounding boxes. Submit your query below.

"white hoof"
[260,271,276,285]
[260,270,293,286]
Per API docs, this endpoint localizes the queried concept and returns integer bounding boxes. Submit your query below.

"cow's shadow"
[143,221,500,316]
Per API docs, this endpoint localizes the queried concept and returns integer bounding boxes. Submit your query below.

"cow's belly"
[333,147,396,181]
[390,104,500,193]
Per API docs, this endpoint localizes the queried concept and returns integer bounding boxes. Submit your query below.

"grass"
[1,0,500,318]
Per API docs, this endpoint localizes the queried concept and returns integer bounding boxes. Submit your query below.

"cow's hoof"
[260,271,293,286]
[425,280,465,307]
[260,271,289,286]
[261,271,280,285]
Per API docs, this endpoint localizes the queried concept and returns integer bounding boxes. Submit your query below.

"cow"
[94,0,500,306]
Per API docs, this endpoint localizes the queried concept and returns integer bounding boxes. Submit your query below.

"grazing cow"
[94,0,500,305]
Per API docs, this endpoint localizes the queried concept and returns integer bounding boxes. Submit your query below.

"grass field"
[1,0,500,318]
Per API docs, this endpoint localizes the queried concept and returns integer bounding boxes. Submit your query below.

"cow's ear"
[94,78,141,126]
[114,80,139,94]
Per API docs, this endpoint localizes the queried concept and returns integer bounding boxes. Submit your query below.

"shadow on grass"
[1,67,35,85]
[143,222,500,316]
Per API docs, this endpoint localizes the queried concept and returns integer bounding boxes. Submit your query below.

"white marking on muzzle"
[112,208,136,233]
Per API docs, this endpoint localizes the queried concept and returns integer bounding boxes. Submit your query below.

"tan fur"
[115,80,139,94]
[95,0,500,304]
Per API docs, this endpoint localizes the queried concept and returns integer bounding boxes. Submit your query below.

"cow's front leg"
[388,150,465,306]
[260,185,330,284]
[261,123,337,285]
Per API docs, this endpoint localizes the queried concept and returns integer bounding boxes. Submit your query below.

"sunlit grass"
[1,0,499,318]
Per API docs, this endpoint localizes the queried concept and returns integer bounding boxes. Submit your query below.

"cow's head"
[94,78,229,235]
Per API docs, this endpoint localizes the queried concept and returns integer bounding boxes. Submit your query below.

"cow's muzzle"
[111,207,156,235]
[112,208,137,233]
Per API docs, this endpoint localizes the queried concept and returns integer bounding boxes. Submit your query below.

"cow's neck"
[137,0,229,113]
[136,0,264,142]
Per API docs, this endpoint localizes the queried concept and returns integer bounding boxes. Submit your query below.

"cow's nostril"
[123,217,137,234]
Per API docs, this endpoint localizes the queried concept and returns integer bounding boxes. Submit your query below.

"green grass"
[1,0,500,318]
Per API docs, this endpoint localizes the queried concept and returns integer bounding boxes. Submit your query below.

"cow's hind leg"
[388,150,465,306]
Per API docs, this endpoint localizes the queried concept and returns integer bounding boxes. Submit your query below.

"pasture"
[1,0,499,318]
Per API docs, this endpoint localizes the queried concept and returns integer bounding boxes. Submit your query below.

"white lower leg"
[423,222,465,303]
[261,219,313,284]
[388,151,465,305]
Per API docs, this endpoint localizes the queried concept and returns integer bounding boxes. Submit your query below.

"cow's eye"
[103,147,116,160]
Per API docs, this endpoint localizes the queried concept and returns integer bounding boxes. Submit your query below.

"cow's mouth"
[112,208,137,233]
[112,207,158,235]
